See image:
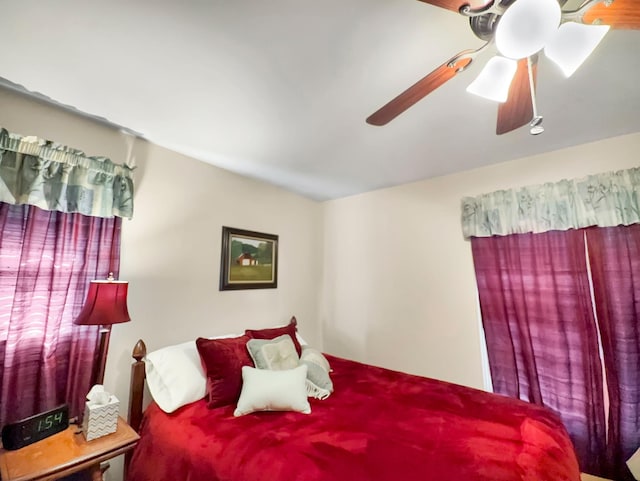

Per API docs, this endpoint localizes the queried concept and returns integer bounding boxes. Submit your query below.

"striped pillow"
[300,347,333,400]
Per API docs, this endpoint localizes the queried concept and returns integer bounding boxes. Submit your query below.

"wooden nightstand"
[0,416,139,481]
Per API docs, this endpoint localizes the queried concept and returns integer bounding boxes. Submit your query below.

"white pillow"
[145,341,205,413]
[145,334,239,413]
[234,365,311,417]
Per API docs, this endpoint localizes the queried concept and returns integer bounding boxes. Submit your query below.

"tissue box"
[82,394,119,441]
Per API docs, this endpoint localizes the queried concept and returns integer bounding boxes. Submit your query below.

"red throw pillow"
[196,335,253,408]
[245,317,302,356]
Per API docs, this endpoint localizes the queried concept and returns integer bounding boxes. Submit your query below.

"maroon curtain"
[587,225,640,481]
[0,203,121,424]
[471,229,607,475]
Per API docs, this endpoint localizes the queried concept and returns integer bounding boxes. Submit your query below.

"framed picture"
[219,226,278,290]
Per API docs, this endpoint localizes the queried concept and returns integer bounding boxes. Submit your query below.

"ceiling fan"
[366,0,640,135]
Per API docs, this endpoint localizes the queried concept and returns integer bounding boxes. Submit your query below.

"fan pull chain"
[527,56,544,135]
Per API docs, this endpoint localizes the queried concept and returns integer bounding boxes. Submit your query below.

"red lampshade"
[75,276,131,326]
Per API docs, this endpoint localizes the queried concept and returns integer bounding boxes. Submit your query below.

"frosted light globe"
[545,22,610,77]
[466,56,518,103]
[496,0,561,59]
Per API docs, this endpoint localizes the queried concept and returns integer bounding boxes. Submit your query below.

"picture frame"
[219,226,278,290]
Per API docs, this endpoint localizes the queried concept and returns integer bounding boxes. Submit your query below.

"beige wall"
[112,141,324,400]
[0,87,324,479]
[322,132,640,390]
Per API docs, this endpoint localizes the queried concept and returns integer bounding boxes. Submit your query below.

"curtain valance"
[461,167,640,238]
[0,128,134,218]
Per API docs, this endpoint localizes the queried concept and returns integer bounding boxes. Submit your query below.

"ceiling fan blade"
[496,57,536,135]
[366,51,476,126]
[581,0,640,29]
[416,0,492,14]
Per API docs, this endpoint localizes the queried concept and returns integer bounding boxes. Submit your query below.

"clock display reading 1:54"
[2,404,70,450]
[37,411,66,432]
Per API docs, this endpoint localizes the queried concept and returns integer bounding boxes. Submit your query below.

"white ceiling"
[1,0,639,200]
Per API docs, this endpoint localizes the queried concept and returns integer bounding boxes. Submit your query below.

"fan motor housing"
[469,13,500,40]
[468,0,568,41]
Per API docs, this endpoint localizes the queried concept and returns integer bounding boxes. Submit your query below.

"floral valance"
[0,128,134,218]
[461,167,640,238]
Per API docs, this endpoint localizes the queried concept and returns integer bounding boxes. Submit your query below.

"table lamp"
[75,273,131,385]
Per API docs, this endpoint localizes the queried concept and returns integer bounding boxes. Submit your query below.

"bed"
[125,330,581,481]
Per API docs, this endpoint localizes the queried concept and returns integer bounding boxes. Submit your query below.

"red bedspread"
[128,355,580,481]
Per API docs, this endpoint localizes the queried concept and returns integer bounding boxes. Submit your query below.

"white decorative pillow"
[246,334,300,370]
[300,347,334,400]
[145,334,239,413]
[234,365,311,416]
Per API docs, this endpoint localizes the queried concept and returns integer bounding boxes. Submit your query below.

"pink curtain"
[587,225,640,481]
[471,229,607,475]
[0,203,121,424]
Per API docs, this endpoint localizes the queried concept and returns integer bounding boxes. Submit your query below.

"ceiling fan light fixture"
[466,56,518,103]
[544,22,610,78]
[495,0,561,59]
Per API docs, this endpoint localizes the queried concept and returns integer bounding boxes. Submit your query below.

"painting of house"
[236,253,257,266]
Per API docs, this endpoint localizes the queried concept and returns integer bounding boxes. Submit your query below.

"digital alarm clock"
[1,404,69,450]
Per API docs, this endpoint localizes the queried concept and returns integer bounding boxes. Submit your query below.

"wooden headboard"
[125,339,147,479]
[128,339,147,433]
